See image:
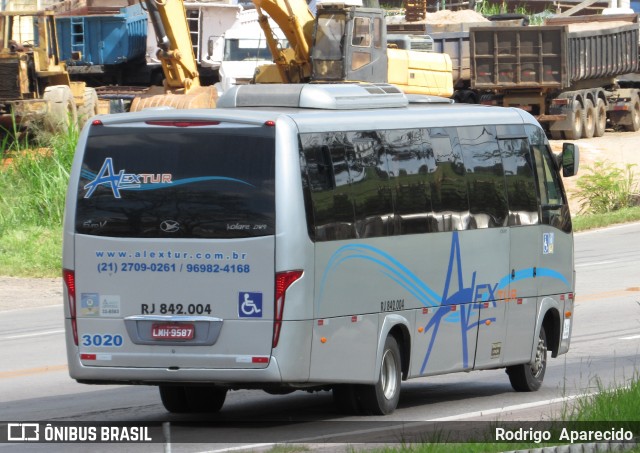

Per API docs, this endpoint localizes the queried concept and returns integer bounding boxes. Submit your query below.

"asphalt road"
[0,223,639,452]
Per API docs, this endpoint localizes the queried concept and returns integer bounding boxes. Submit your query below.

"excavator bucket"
[130,86,217,112]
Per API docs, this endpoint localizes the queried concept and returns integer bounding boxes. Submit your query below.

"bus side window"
[531,145,572,233]
[498,138,539,226]
[458,125,508,229]
[349,131,394,238]
[383,128,436,234]
[428,127,470,232]
[301,133,357,241]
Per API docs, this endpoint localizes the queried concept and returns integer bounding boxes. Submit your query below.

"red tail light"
[273,270,303,348]
[63,269,78,346]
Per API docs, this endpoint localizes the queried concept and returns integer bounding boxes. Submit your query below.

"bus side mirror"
[561,142,579,177]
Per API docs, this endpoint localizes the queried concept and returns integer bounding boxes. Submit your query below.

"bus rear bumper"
[68,357,284,386]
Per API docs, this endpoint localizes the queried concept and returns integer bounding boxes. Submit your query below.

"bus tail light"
[273,270,303,348]
[63,269,78,346]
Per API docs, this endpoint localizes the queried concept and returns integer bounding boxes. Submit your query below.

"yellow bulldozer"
[0,10,98,135]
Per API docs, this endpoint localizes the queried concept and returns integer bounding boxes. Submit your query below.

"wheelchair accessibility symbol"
[239,292,263,318]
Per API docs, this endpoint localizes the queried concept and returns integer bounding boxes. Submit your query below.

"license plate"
[151,324,194,340]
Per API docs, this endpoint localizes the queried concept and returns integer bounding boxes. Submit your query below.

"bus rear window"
[75,126,275,238]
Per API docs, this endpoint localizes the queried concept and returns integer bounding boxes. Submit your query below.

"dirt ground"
[1,129,639,312]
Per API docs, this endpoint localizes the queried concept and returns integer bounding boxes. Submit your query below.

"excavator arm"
[252,0,315,83]
[143,0,200,92]
[131,0,216,111]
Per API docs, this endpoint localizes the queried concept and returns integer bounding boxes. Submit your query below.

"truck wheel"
[623,96,640,132]
[594,98,607,137]
[77,87,98,129]
[43,85,78,134]
[358,335,402,415]
[506,326,547,392]
[563,100,583,140]
[159,385,190,413]
[582,99,595,139]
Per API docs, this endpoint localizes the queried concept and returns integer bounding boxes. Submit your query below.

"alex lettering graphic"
[83,158,253,199]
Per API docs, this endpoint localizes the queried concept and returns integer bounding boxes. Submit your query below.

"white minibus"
[63,83,579,415]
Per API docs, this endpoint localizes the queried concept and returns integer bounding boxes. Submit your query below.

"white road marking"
[2,329,65,340]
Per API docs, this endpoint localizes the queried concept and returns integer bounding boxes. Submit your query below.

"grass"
[572,206,640,232]
[0,121,77,277]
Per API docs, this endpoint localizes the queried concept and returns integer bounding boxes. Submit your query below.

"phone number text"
[97,262,251,274]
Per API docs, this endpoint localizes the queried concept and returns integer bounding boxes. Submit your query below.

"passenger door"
[498,130,540,365]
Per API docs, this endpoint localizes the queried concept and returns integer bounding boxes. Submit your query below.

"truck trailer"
[470,18,640,138]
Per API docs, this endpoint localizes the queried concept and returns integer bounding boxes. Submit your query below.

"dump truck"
[55,4,150,86]
[470,16,640,139]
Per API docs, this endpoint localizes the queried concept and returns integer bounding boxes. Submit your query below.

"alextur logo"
[84,158,173,199]
[7,423,39,441]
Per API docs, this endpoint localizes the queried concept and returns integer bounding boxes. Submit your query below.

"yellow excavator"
[130,0,217,111]
[252,0,453,97]
[132,0,450,110]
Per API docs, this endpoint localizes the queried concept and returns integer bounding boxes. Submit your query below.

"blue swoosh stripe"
[318,244,441,308]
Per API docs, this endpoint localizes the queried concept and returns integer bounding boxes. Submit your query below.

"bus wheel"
[159,385,190,413]
[358,335,402,415]
[506,326,547,392]
[185,386,227,413]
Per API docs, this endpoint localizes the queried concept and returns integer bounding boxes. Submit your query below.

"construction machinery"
[0,10,98,134]
[129,0,217,111]
[252,0,454,97]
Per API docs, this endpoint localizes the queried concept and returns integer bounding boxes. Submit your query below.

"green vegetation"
[575,161,638,215]
[0,122,77,277]
[474,2,550,25]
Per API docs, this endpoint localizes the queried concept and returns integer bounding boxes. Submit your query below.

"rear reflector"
[80,354,96,361]
[63,269,78,346]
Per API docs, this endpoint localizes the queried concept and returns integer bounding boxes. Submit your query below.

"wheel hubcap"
[381,349,398,400]
[531,336,546,377]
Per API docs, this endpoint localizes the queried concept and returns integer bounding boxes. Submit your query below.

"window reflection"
[300,123,571,242]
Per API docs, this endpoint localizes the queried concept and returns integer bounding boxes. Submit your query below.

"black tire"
[332,384,362,415]
[159,385,190,413]
[358,335,402,415]
[77,87,98,129]
[563,100,583,140]
[623,96,640,132]
[594,98,607,137]
[506,326,547,392]
[159,385,227,413]
[42,85,78,133]
[582,99,595,139]
[185,386,227,413]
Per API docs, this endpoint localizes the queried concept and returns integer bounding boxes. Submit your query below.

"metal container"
[56,3,147,67]
[470,24,639,90]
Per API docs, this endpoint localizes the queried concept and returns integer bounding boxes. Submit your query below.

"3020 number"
[81,334,123,347]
